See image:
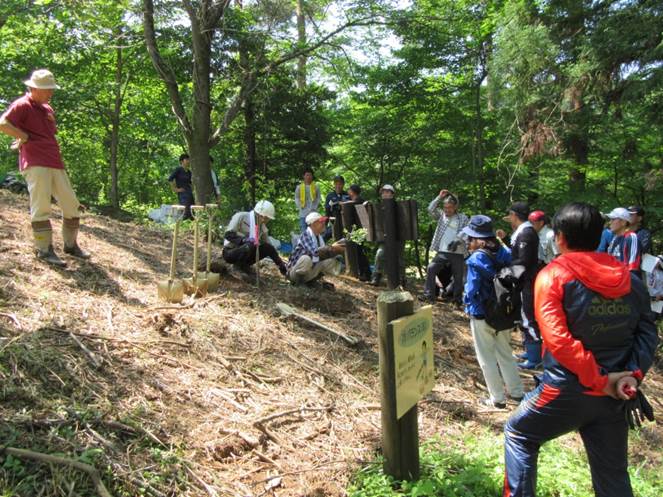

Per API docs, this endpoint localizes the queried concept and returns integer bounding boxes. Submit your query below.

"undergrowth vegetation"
[348,429,663,497]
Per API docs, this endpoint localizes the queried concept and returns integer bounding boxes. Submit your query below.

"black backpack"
[477,249,523,332]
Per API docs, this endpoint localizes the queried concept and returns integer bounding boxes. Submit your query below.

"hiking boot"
[517,359,542,370]
[480,398,506,409]
[64,243,91,260]
[418,294,435,304]
[36,246,67,267]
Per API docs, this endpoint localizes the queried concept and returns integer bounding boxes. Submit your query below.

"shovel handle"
[191,206,205,284]
[206,206,214,272]
[170,219,180,280]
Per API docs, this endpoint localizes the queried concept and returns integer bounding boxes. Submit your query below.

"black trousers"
[423,252,465,302]
[222,242,283,268]
[177,191,194,220]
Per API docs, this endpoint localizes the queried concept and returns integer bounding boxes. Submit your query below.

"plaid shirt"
[287,227,325,270]
[428,196,470,255]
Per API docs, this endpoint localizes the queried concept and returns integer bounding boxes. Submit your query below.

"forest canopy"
[0,0,661,246]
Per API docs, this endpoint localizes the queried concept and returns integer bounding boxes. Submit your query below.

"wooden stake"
[377,290,419,481]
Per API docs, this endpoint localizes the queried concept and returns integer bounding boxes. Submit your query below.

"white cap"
[305,212,329,225]
[606,207,631,222]
[380,184,395,193]
[254,200,275,220]
[24,69,59,90]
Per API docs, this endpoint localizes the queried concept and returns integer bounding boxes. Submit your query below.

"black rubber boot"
[37,245,67,267]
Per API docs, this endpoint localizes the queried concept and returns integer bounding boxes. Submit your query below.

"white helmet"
[254,200,275,220]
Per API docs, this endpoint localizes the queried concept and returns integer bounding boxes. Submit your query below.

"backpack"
[477,249,523,332]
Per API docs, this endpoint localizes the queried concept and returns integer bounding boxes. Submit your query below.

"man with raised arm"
[419,189,469,305]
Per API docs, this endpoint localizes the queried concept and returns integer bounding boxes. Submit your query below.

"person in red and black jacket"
[503,202,658,497]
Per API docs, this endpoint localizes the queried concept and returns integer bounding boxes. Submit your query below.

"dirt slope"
[0,189,661,497]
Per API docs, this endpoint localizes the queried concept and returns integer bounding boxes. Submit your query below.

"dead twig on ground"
[0,312,21,329]
[254,405,334,426]
[69,332,103,368]
[2,447,112,497]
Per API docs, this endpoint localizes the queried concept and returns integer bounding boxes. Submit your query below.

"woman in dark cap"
[462,214,524,409]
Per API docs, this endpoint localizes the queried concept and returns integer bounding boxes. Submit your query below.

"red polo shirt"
[1,93,64,171]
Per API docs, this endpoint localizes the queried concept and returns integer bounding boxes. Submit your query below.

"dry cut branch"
[1,447,112,497]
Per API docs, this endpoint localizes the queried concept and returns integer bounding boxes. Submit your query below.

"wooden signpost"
[373,196,427,481]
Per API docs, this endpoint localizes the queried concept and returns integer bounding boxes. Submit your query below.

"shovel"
[200,203,220,292]
[157,206,185,303]
[184,205,209,297]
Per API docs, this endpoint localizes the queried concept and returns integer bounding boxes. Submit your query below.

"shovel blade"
[184,277,209,297]
[198,271,220,292]
[157,279,185,303]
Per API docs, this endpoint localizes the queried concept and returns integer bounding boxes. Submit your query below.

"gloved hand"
[624,390,655,429]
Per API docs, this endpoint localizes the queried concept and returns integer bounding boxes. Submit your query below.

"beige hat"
[305,212,329,225]
[24,69,59,90]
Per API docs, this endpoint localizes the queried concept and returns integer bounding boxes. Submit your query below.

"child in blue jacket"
[462,215,524,408]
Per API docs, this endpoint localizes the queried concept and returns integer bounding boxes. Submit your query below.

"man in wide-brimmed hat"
[0,69,89,267]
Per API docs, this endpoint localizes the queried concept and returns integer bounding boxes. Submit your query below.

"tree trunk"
[243,96,257,205]
[189,8,214,204]
[109,43,123,210]
[296,0,307,89]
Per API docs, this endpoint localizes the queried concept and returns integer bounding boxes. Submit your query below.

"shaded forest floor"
[0,189,661,497]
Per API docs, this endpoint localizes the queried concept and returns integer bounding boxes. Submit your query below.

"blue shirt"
[597,228,613,253]
[463,247,512,318]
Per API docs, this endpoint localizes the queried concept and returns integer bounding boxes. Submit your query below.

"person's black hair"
[179,153,189,162]
[303,167,314,177]
[349,184,361,195]
[551,202,603,251]
[469,236,499,253]
[333,175,345,183]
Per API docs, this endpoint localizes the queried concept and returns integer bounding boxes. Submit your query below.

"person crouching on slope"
[462,215,524,409]
[223,200,287,276]
[503,202,658,497]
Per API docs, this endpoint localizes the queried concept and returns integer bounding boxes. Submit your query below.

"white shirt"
[538,225,557,264]
[439,215,460,253]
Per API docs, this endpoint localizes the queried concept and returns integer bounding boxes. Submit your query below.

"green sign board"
[390,305,434,419]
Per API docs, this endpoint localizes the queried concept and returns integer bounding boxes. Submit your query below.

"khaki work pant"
[288,256,339,284]
[23,166,80,221]
[22,166,81,251]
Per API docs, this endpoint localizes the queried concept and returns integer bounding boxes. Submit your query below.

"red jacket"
[534,251,657,395]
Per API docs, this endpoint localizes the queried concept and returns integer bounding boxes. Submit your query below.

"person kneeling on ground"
[286,212,345,289]
[503,202,658,497]
[223,200,287,276]
[462,215,524,409]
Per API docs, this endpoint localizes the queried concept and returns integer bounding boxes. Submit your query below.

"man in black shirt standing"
[323,175,349,241]
[499,202,541,369]
[168,153,193,220]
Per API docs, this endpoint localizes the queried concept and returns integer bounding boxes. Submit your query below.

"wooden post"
[382,198,400,289]
[341,202,360,277]
[377,290,419,480]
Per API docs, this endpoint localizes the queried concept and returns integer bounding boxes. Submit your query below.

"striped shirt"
[287,227,325,270]
[607,230,641,272]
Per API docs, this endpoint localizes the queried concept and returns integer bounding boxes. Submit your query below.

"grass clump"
[348,429,663,497]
